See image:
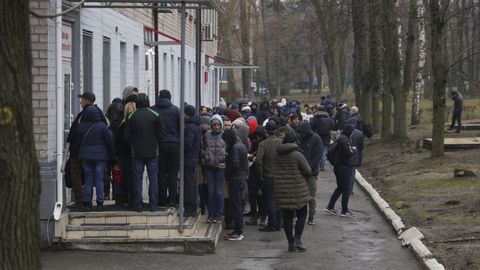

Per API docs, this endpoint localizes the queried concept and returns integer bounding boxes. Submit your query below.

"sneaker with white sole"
[225,232,244,241]
[340,211,355,217]
[324,208,338,215]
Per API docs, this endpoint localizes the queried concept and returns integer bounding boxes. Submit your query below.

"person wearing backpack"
[325,124,356,217]
[334,101,350,137]
[349,127,364,194]
[310,105,334,171]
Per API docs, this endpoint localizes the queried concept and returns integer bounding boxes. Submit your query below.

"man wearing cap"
[151,89,181,206]
[256,121,282,232]
[66,92,106,207]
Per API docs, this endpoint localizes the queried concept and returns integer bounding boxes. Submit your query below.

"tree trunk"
[352,0,370,120]
[369,0,382,129]
[0,0,41,268]
[260,0,272,92]
[240,0,251,96]
[411,0,426,125]
[429,0,447,157]
[403,0,418,126]
[383,0,406,140]
[381,8,393,138]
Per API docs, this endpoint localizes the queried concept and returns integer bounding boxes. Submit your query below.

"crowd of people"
[66,87,368,249]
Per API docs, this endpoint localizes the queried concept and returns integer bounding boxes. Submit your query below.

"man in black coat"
[310,105,334,171]
[151,89,181,206]
[222,129,249,241]
[125,94,165,212]
[297,122,323,225]
[184,105,201,217]
[335,101,350,135]
[449,90,464,133]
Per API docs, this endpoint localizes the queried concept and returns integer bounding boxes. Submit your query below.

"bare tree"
[0,0,41,269]
[411,0,426,125]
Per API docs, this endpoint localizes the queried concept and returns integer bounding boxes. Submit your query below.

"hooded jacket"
[274,143,312,209]
[349,128,364,166]
[202,114,226,168]
[232,118,250,148]
[77,105,113,161]
[151,98,180,144]
[222,129,249,180]
[185,115,202,168]
[335,104,350,130]
[297,122,323,176]
[310,110,334,137]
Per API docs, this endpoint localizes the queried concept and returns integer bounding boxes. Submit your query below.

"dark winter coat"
[256,134,282,178]
[349,128,364,167]
[274,143,312,210]
[115,120,131,159]
[224,139,249,180]
[334,134,355,167]
[347,112,364,132]
[68,104,107,158]
[453,92,464,113]
[151,98,180,144]
[125,107,165,159]
[77,105,113,161]
[310,111,334,136]
[335,105,350,130]
[185,115,202,168]
[297,122,324,176]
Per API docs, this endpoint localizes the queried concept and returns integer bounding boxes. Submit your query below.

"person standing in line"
[184,105,201,217]
[275,132,312,252]
[116,101,137,209]
[449,90,464,133]
[202,115,226,223]
[256,121,282,232]
[334,101,350,137]
[222,129,249,241]
[151,89,180,207]
[125,94,165,212]
[310,105,334,171]
[349,127,364,194]
[325,124,356,217]
[77,103,113,211]
[297,122,323,225]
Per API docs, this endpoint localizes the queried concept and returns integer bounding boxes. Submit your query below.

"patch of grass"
[438,214,479,226]
[415,178,479,191]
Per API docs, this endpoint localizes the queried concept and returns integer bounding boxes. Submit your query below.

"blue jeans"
[205,167,225,218]
[320,136,331,170]
[82,161,106,205]
[132,157,159,208]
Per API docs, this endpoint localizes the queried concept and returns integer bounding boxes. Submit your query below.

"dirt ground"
[360,99,480,270]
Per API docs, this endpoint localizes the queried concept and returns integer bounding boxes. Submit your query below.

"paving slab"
[42,166,422,270]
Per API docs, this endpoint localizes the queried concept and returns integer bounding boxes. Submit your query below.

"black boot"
[294,237,307,252]
[83,202,92,212]
[97,202,104,211]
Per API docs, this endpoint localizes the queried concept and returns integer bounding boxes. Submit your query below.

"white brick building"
[30,0,221,246]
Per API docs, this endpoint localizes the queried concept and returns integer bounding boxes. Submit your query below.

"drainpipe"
[55,0,64,215]
[178,1,186,233]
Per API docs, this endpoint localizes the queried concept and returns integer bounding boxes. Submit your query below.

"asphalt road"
[42,166,422,270]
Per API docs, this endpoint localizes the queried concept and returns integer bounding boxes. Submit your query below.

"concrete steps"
[56,206,222,253]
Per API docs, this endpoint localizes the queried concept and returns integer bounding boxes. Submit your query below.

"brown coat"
[274,143,312,210]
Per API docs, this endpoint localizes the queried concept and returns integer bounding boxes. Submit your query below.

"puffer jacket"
[77,105,113,161]
[274,143,312,210]
[335,105,350,130]
[202,115,226,168]
[256,134,282,178]
[185,115,202,168]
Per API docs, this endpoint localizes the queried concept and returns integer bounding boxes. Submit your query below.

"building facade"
[29,0,220,245]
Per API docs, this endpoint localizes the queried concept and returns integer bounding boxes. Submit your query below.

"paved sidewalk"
[42,166,422,270]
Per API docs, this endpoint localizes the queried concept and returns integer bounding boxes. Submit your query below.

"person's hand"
[218,163,226,169]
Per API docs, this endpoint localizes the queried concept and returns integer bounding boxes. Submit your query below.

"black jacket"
[335,105,350,130]
[349,129,364,166]
[185,115,202,168]
[151,98,180,144]
[125,107,165,159]
[225,141,249,180]
[453,92,464,113]
[310,111,334,136]
[346,112,364,132]
[115,121,131,159]
[335,134,355,167]
[297,122,323,176]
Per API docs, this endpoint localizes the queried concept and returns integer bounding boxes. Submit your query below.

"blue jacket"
[151,98,180,144]
[185,115,202,168]
[77,105,112,161]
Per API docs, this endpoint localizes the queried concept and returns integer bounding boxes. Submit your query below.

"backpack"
[327,139,341,166]
[361,121,374,138]
[316,116,332,136]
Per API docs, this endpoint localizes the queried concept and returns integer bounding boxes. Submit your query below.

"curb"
[355,170,445,270]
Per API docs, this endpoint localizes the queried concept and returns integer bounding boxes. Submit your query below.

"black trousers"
[261,176,282,229]
[120,157,135,206]
[228,177,246,233]
[450,109,462,131]
[184,166,197,214]
[282,205,307,245]
[248,166,265,218]
[327,166,352,213]
[158,143,180,206]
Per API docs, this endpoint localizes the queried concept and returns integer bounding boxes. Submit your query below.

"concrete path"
[42,166,421,270]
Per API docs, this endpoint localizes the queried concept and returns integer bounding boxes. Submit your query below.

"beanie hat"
[200,115,211,126]
[283,131,297,144]
[159,89,171,100]
[185,105,196,117]
[342,124,355,137]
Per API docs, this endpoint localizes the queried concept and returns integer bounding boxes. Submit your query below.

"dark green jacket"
[274,143,312,210]
[256,134,282,178]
